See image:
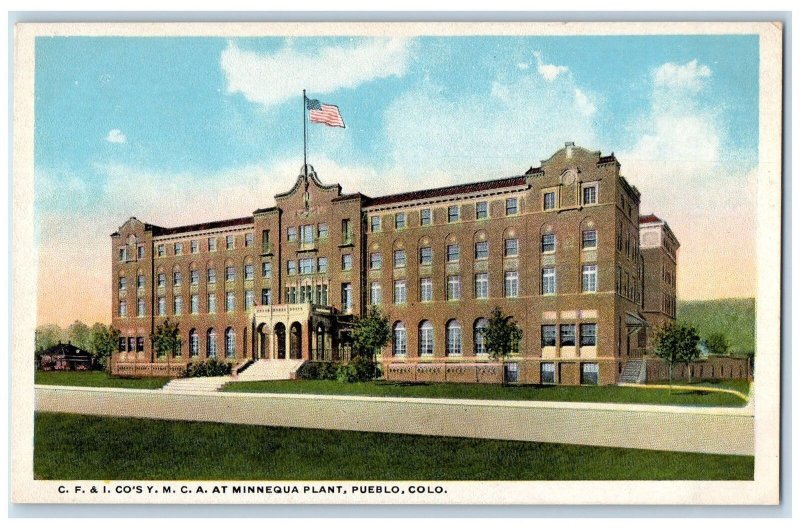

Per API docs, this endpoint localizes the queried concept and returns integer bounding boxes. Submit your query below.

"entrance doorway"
[290,322,302,359]
[274,323,286,359]
[257,323,268,360]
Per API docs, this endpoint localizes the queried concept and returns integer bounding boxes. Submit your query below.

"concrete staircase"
[619,359,647,384]
[236,359,306,382]
[161,376,232,393]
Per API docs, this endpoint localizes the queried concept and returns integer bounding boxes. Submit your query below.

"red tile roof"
[639,214,662,224]
[150,216,254,237]
[364,175,528,207]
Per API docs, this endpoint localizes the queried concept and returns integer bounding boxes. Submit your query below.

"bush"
[297,361,338,381]
[184,358,233,378]
[335,356,381,383]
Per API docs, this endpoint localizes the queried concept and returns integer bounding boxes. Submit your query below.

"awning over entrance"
[625,312,648,336]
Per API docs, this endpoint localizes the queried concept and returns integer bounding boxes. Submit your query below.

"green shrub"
[184,358,232,378]
[335,356,380,383]
[297,361,338,381]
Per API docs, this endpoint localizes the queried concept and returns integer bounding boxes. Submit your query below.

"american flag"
[306,98,346,128]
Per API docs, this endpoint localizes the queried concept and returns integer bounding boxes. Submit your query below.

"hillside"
[677,298,755,356]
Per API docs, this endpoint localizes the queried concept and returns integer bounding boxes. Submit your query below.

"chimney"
[565,141,575,158]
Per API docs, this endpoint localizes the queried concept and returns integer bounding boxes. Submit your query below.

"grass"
[678,298,755,355]
[34,412,753,481]
[34,370,170,390]
[222,378,749,407]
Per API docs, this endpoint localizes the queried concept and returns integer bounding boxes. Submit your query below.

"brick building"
[110,143,679,384]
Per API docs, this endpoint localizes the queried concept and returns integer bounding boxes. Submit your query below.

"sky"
[33,34,760,327]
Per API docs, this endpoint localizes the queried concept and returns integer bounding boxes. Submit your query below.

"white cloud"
[573,88,596,116]
[105,129,126,144]
[652,59,711,92]
[221,38,412,109]
[533,51,568,81]
[516,62,530,70]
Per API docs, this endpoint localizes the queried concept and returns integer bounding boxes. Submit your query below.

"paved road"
[34,385,754,456]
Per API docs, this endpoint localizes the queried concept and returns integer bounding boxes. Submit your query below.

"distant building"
[110,143,679,384]
[37,342,93,371]
[639,214,680,349]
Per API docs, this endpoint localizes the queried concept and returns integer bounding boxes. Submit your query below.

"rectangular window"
[505,197,519,215]
[542,267,556,295]
[504,238,518,257]
[370,252,382,270]
[188,240,197,254]
[136,274,144,289]
[287,227,297,242]
[261,288,271,305]
[582,264,598,293]
[341,254,353,271]
[286,287,297,304]
[580,323,597,346]
[560,324,576,346]
[157,272,166,288]
[226,291,235,312]
[129,337,136,353]
[207,293,216,313]
[157,244,165,257]
[207,268,216,284]
[158,296,166,316]
[476,201,488,220]
[190,270,199,285]
[370,216,381,233]
[394,213,406,229]
[420,278,433,302]
[173,271,182,286]
[174,242,183,255]
[137,336,144,353]
[341,283,353,312]
[420,208,432,226]
[118,337,126,352]
[581,363,599,385]
[137,298,145,317]
[317,257,328,273]
[191,294,199,314]
[119,247,127,262]
[341,219,352,243]
[543,191,556,211]
[582,184,598,205]
[118,300,127,317]
[474,241,489,260]
[420,246,433,265]
[474,273,489,299]
[226,235,234,250]
[261,230,271,251]
[262,262,272,278]
[245,290,255,310]
[225,266,235,282]
[245,233,254,247]
[447,275,461,301]
[541,362,556,384]
[394,280,407,304]
[541,325,557,347]
[173,296,183,316]
[301,225,314,245]
[393,249,406,268]
[287,260,297,276]
[582,229,597,249]
[118,277,127,290]
[137,245,145,259]
[208,237,217,252]
[318,284,328,305]
[318,223,329,239]
[244,264,254,280]
[542,234,556,253]
[370,282,382,306]
[447,244,460,263]
[504,271,519,298]
[299,258,314,275]
[448,205,460,223]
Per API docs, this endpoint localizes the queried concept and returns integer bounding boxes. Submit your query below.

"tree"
[150,318,182,360]
[479,307,523,383]
[67,320,92,352]
[704,332,729,357]
[654,323,701,387]
[90,323,120,372]
[35,324,65,353]
[347,305,390,381]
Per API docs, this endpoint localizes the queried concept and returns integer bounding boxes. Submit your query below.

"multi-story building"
[110,142,678,384]
[639,214,680,349]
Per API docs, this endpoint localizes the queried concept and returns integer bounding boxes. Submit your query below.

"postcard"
[11,20,783,505]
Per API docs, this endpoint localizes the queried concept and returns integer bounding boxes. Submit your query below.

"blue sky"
[33,34,760,325]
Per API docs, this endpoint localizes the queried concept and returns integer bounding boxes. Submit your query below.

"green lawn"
[34,370,170,389]
[34,413,753,480]
[222,379,749,407]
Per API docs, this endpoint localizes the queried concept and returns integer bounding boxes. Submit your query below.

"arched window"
[419,320,434,356]
[225,327,236,358]
[189,329,199,357]
[393,322,407,356]
[474,318,488,356]
[206,328,217,358]
[446,320,462,356]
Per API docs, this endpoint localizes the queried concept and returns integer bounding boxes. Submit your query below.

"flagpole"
[303,89,308,177]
